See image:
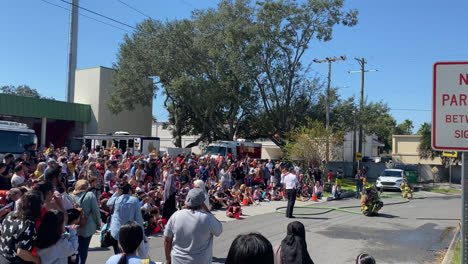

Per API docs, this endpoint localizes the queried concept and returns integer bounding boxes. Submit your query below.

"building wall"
[74,67,152,136]
[392,135,442,165]
[74,68,101,134]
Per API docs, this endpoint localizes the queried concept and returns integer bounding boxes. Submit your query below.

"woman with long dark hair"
[0,191,43,264]
[105,221,155,264]
[273,221,314,264]
[36,210,79,264]
[107,182,145,254]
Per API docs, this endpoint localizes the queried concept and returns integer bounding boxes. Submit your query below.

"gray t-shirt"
[164,209,223,264]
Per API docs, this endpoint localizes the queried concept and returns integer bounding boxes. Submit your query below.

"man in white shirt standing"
[281,167,299,218]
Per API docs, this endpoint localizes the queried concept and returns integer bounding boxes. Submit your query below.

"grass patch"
[423,188,461,194]
[451,239,460,264]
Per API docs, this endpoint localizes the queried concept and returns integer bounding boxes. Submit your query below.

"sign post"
[433,62,468,264]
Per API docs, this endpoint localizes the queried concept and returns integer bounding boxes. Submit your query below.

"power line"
[116,0,152,19]
[39,0,132,33]
[57,0,137,30]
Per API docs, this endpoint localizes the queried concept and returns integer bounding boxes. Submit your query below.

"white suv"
[376,169,406,190]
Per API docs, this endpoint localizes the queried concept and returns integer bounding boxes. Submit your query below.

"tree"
[395,119,414,135]
[284,120,344,167]
[417,122,440,160]
[0,85,54,100]
[109,0,358,148]
[110,1,259,147]
[243,0,358,146]
[360,100,396,152]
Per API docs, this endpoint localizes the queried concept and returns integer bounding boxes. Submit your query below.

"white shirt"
[281,173,298,190]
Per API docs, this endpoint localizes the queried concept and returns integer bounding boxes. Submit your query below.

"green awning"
[0,93,91,122]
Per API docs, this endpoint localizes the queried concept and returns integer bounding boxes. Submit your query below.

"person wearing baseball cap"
[164,188,222,264]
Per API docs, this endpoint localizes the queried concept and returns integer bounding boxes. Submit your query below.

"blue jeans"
[78,235,92,264]
[356,185,363,198]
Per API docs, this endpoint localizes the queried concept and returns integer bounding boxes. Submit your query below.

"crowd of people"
[0,144,376,264]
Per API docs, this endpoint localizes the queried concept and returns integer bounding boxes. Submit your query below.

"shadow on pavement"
[212,256,227,263]
[88,247,111,252]
[376,213,400,219]
[294,217,330,220]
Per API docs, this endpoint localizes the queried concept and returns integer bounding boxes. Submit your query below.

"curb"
[321,191,355,201]
[441,221,461,264]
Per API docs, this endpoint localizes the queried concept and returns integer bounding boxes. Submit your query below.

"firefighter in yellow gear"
[400,179,413,199]
[361,185,383,216]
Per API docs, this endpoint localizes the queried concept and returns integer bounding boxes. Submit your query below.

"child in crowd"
[332,181,342,200]
[327,170,333,184]
[313,180,323,200]
[226,202,242,219]
[36,210,79,264]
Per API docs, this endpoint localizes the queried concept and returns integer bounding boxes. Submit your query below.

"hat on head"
[185,188,206,207]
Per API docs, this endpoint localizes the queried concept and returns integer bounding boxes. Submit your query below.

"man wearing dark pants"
[282,167,298,218]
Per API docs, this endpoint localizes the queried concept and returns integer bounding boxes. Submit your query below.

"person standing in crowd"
[226,233,274,264]
[107,182,145,254]
[0,191,43,264]
[104,160,118,191]
[164,188,222,264]
[193,179,210,209]
[11,165,26,188]
[74,180,101,264]
[36,210,79,264]
[281,168,298,218]
[105,221,155,264]
[336,167,344,186]
[163,166,177,220]
[355,169,364,199]
[273,221,314,264]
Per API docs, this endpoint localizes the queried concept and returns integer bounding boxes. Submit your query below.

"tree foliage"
[110,0,358,147]
[284,120,344,167]
[417,122,440,160]
[0,85,54,100]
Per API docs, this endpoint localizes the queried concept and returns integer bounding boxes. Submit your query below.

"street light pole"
[313,56,346,164]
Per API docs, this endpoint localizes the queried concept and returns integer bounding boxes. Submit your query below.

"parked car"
[376,169,407,190]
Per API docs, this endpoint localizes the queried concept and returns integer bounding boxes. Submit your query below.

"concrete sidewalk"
[88,198,327,249]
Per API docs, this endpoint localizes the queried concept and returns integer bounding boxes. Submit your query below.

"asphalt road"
[87,191,461,264]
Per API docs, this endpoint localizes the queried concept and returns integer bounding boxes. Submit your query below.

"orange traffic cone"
[242,198,249,205]
[312,194,317,201]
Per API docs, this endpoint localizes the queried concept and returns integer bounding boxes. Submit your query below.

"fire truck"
[204,140,261,160]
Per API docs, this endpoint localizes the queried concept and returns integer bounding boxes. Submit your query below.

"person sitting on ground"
[36,210,79,264]
[211,187,229,210]
[332,181,342,200]
[273,221,314,264]
[356,253,376,264]
[226,201,242,219]
[105,221,155,264]
[312,181,323,200]
[226,233,274,264]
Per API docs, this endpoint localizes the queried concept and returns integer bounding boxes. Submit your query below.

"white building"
[74,66,152,136]
[342,132,385,162]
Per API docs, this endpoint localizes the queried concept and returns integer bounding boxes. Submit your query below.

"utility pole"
[66,0,79,103]
[348,58,377,163]
[313,56,346,164]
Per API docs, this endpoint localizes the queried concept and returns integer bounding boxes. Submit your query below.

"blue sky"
[1,0,468,133]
